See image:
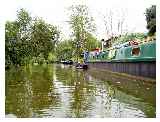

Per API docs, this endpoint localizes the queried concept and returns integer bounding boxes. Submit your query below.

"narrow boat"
[87,41,156,78]
[61,60,73,65]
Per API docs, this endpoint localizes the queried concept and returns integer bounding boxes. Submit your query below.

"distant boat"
[61,60,73,65]
[75,63,88,69]
[75,51,89,69]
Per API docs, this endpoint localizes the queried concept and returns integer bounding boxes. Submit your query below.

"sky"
[0,0,157,40]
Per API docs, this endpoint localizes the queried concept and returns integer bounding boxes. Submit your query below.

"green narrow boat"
[112,42,156,62]
[87,41,156,78]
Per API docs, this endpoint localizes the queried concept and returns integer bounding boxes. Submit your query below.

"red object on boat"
[129,40,139,46]
[91,48,101,52]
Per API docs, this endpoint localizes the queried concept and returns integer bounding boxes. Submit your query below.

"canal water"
[5,64,156,118]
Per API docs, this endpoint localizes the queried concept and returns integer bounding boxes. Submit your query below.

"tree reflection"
[6,64,156,117]
[5,67,33,117]
[55,65,96,117]
[29,65,60,114]
[104,85,116,117]
[5,64,60,117]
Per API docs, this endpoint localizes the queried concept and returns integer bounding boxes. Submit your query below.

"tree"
[145,5,156,36]
[68,5,96,58]
[85,32,101,51]
[5,8,60,67]
[5,8,32,66]
[55,39,74,61]
[5,21,20,66]
[31,18,60,60]
[103,8,127,38]
[111,33,145,46]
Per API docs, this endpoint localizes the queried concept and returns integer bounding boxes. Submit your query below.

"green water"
[5,64,156,118]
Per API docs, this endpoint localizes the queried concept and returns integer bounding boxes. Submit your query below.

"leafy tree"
[145,5,156,36]
[68,5,96,58]
[85,32,101,51]
[55,33,100,61]
[5,8,60,68]
[55,39,74,61]
[16,8,33,64]
[5,8,32,66]
[5,21,20,66]
[31,18,60,60]
[109,33,146,47]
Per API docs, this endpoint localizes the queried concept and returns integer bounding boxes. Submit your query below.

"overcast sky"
[1,0,157,40]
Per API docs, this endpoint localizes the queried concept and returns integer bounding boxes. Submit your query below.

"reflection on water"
[5,64,156,118]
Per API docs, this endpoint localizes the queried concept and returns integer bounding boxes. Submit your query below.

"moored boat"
[61,60,73,65]
[86,41,156,78]
[75,63,88,69]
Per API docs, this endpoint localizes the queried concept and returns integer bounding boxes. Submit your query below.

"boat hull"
[87,42,156,78]
[87,61,155,78]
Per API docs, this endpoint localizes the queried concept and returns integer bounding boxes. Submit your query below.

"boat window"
[132,47,140,56]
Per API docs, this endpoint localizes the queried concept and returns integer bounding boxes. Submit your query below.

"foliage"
[31,18,60,59]
[112,33,145,46]
[55,33,100,61]
[85,32,101,51]
[68,5,96,57]
[5,8,32,66]
[145,5,156,36]
[5,8,60,68]
[55,39,74,61]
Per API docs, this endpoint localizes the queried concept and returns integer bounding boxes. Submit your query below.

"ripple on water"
[5,64,156,118]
